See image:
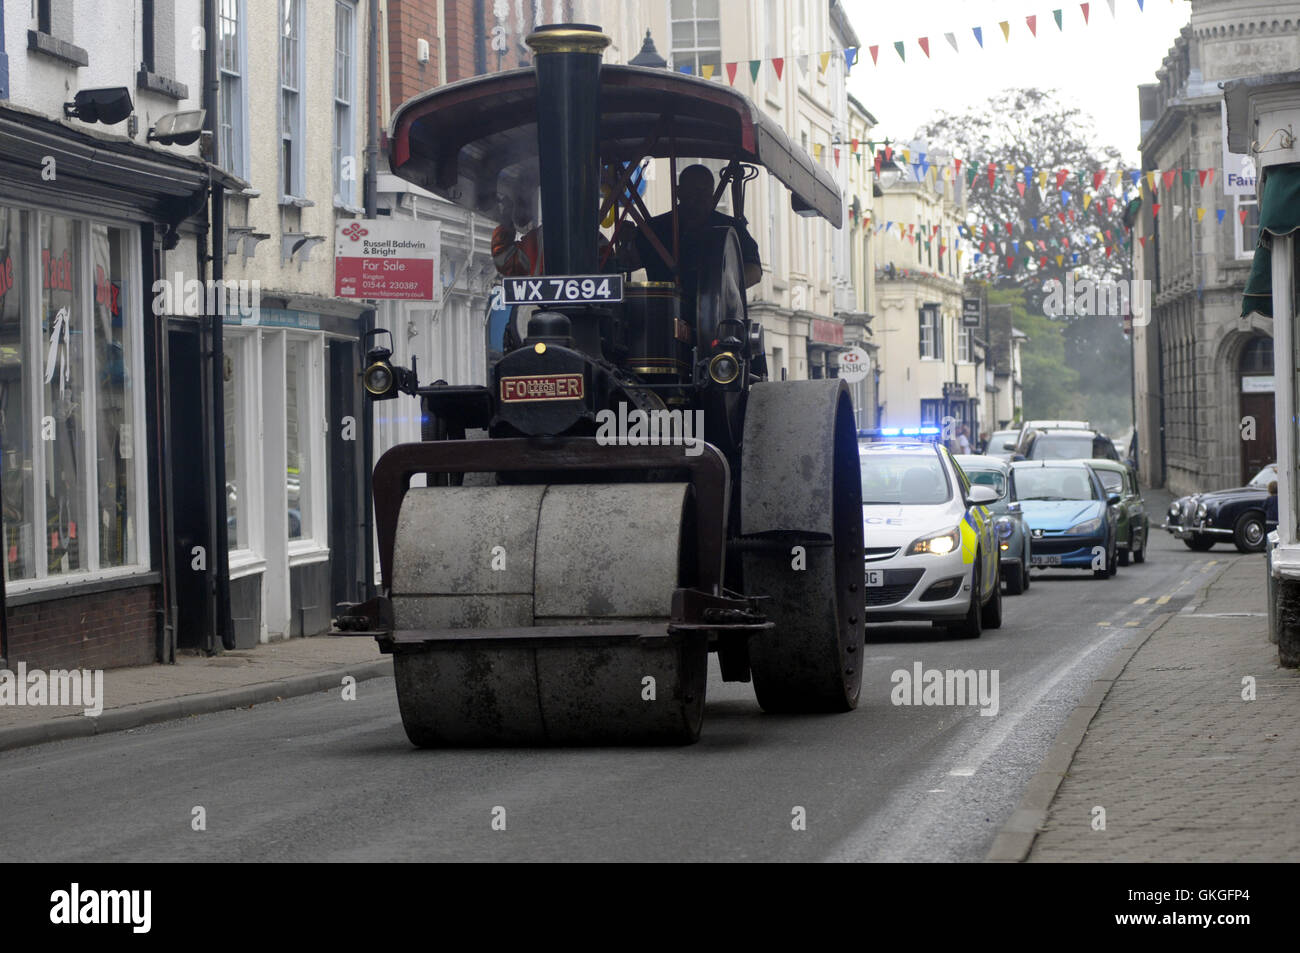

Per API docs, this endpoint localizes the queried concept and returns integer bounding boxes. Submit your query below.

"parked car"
[1010,427,1121,463]
[1008,419,1091,451]
[1011,460,1119,579]
[1162,463,1278,553]
[860,440,1002,638]
[983,429,1021,462]
[1087,459,1149,565]
[955,455,1032,594]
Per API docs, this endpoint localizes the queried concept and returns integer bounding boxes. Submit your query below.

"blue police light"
[880,427,901,436]
[919,426,941,435]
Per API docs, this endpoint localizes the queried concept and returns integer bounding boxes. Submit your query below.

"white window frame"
[333,0,358,209]
[669,0,720,77]
[1234,195,1260,261]
[283,332,328,560]
[957,325,972,364]
[279,0,307,202]
[223,329,266,578]
[217,0,251,180]
[5,207,151,595]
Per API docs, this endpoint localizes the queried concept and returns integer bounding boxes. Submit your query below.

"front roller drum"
[389,482,707,745]
[391,628,707,746]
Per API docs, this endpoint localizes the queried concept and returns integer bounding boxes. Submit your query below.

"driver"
[619,164,762,295]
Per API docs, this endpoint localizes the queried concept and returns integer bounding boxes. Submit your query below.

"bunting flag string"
[689,0,1159,83]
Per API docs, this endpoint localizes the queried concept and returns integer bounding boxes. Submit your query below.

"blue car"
[1010,460,1120,579]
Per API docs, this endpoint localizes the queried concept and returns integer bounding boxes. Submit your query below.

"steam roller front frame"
[345,437,768,746]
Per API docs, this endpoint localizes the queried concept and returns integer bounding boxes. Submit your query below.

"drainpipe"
[203,0,233,650]
[361,0,381,597]
[364,0,379,218]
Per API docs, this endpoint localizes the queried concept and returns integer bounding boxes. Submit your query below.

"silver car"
[955,455,1032,594]
[861,441,1003,638]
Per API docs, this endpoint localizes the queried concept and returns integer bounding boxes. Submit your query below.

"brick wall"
[387,0,574,105]
[6,586,159,671]
[387,0,438,106]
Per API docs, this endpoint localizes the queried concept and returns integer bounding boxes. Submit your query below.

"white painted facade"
[216,0,371,642]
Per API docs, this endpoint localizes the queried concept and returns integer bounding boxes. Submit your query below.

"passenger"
[619,164,762,294]
[492,191,542,277]
[493,189,617,277]
[1265,480,1279,528]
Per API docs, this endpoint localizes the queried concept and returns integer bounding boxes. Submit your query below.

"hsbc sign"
[838,345,871,383]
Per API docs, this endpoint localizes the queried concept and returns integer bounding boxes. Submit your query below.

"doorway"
[1239,335,1275,485]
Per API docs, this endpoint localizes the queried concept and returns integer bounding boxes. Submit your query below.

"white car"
[860,440,1003,638]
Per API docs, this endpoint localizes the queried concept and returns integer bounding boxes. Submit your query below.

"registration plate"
[866,570,884,587]
[503,275,623,305]
[1031,555,1062,566]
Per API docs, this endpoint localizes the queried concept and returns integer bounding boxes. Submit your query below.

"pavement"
[0,634,391,753]
[990,535,1300,862]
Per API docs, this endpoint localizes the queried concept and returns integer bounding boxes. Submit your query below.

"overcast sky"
[841,0,1193,164]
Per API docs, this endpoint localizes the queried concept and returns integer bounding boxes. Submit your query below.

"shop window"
[0,207,146,589]
[90,224,137,569]
[285,339,309,540]
[224,334,248,552]
[1,209,35,582]
[41,215,86,576]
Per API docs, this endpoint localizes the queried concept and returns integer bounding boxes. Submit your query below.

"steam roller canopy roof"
[387,64,842,228]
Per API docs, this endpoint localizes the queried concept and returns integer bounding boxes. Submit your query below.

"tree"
[915,88,1130,307]
[916,89,1135,432]
[988,286,1081,421]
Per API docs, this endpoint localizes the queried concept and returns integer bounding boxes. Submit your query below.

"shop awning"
[0,101,246,226]
[1241,162,1300,318]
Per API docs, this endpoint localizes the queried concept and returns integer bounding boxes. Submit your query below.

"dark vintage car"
[1162,463,1278,553]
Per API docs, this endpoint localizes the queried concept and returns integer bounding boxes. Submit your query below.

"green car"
[1087,460,1149,565]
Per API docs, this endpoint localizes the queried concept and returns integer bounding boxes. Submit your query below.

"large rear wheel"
[741,380,864,713]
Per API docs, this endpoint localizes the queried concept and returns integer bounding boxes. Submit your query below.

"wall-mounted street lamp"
[148,109,206,147]
[875,154,906,192]
[63,87,134,125]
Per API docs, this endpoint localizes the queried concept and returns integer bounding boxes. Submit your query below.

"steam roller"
[332,22,865,745]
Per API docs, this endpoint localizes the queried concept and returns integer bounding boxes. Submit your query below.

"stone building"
[1134,0,1299,494]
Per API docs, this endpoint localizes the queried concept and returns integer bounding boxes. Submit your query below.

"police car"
[860,439,1003,638]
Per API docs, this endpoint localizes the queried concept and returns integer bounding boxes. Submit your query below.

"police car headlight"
[907,526,960,556]
[1066,516,1104,535]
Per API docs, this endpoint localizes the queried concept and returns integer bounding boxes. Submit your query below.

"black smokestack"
[525,24,610,278]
